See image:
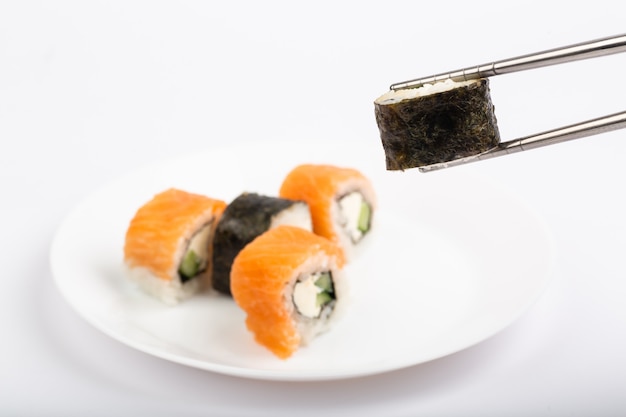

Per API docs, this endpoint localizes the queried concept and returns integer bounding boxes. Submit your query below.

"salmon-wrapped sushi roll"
[231,225,346,359]
[124,188,226,305]
[279,164,376,258]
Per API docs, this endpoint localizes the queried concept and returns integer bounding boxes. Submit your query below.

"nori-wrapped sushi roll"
[374,78,501,170]
[211,192,312,296]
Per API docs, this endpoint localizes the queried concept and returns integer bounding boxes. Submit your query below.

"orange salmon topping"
[124,188,226,280]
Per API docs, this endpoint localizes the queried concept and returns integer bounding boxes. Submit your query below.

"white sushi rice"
[125,265,202,306]
[375,78,478,105]
[269,201,312,231]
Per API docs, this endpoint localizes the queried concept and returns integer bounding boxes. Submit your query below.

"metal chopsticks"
[390,34,626,91]
[388,34,626,172]
[419,110,626,172]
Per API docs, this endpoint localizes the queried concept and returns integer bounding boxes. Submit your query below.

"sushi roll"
[279,164,376,259]
[123,188,226,305]
[211,192,312,296]
[231,225,347,359]
[374,78,501,170]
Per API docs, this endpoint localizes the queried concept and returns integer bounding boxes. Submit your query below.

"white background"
[2,1,626,416]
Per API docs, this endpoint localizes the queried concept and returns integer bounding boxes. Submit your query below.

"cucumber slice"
[314,272,333,292]
[357,201,371,233]
[179,250,200,280]
[316,291,333,307]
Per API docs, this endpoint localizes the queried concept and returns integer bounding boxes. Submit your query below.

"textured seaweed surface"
[374,79,500,170]
[211,192,297,296]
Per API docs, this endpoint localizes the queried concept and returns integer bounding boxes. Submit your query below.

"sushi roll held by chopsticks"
[374,34,626,172]
[374,78,500,171]
[123,188,226,305]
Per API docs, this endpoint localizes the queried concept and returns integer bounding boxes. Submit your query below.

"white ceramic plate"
[50,139,553,381]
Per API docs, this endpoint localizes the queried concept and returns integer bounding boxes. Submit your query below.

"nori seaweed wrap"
[211,192,312,296]
[374,78,501,170]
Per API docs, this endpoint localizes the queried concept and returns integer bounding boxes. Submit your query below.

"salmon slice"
[231,225,346,359]
[279,164,376,257]
[124,188,227,281]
